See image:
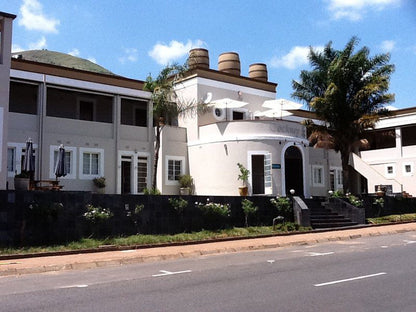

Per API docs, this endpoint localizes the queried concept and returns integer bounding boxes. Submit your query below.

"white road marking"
[381,246,389,248]
[308,252,334,257]
[152,270,192,277]
[58,284,89,289]
[404,240,416,244]
[121,250,136,253]
[314,272,386,287]
[267,260,275,263]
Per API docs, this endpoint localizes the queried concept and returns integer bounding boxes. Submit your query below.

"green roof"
[12,50,114,75]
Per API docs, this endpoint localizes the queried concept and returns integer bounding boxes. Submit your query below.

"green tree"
[144,64,197,190]
[292,37,395,193]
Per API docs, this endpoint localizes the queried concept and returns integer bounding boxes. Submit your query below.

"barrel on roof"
[188,48,210,69]
[218,52,241,76]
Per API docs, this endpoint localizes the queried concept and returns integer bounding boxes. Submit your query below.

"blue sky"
[2,0,416,109]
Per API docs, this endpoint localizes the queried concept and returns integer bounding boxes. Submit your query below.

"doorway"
[284,146,303,196]
[121,157,132,194]
[252,155,265,194]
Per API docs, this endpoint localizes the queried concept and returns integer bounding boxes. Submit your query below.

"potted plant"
[237,163,250,196]
[93,176,106,193]
[179,174,193,195]
[14,171,31,190]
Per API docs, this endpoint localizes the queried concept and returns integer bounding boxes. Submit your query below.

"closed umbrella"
[22,138,35,173]
[54,144,68,180]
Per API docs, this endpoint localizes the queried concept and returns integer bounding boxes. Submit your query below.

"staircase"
[303,198,358,229]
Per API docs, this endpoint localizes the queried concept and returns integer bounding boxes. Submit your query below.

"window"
[79,99,95,121]
[9,81,38,115]
[137,156,148,193]
[121,98,148,127]
[79,148,104,179]
[312,165,324,186]
[7,147,15,173]
[165,156,185,185]
[83,152,99,175]
[385,164,396,177]
[403,162,414,176]
[402,126,416,147]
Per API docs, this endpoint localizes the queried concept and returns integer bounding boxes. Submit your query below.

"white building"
[1,12,413,197]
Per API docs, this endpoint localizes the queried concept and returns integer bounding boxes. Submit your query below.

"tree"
[144,64,203,190]
[292,37,395,193]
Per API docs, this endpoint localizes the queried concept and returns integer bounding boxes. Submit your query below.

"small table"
[33,180,63,191]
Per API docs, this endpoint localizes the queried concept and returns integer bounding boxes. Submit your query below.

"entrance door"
[121,157,131,194]
[284,146,303,196]
[252,155,265,194]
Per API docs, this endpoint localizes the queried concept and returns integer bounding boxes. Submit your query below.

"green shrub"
[143,187,161,195]
[195,199,230,230]
[83,204,113,223]
[270,196,292,220]
[241,198,258,227]
[169,197,188,214]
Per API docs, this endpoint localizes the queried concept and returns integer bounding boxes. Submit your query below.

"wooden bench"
[33,180,63,191]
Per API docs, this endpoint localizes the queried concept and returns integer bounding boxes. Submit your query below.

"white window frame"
[7,142,38,177]
[165,156,185,185]
[79,147,104,179]
[403,162,414,176]
[385,163,396,178]
[312,165,325,187]
[49,145,77,179]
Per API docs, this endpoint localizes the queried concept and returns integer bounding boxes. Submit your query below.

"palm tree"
[144,64,202,190]
[292,37,395,193]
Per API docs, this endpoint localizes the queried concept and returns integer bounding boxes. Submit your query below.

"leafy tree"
[144,64,198,190]
[292,37,394,193]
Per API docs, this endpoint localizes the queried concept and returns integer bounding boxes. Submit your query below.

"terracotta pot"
[238,186,248,196]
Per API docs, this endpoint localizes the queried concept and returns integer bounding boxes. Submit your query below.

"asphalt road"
[1,231,416,312]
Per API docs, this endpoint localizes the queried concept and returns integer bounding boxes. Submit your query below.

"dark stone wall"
[0,191,280,247]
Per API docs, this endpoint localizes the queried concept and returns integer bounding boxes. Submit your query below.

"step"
[312,222,358,228]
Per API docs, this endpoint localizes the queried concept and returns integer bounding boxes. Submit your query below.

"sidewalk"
[1,222,416,277]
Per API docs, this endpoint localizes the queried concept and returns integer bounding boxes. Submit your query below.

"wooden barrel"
[249,63,268,81]
[218,52,240,76]
[188,48,209,69]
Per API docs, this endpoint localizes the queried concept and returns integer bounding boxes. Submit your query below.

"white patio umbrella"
[254,109,293,119]
[208,98,248,120]
[262,98,303,110]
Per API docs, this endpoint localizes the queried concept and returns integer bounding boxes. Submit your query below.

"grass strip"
[0,224,311,256]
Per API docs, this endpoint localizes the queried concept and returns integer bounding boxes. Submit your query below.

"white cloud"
[327,0,401,21]
[118,48,139,64]
[12,44,24,53]
[87,57,97,64]
[18,0,60,33]
[148,39,205,65]
[271,46,323,70]
[68,48,80,57]
[380,40,396,53]
[28,36,47,50]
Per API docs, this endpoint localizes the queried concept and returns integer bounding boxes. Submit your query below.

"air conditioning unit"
[213,107,226,121]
